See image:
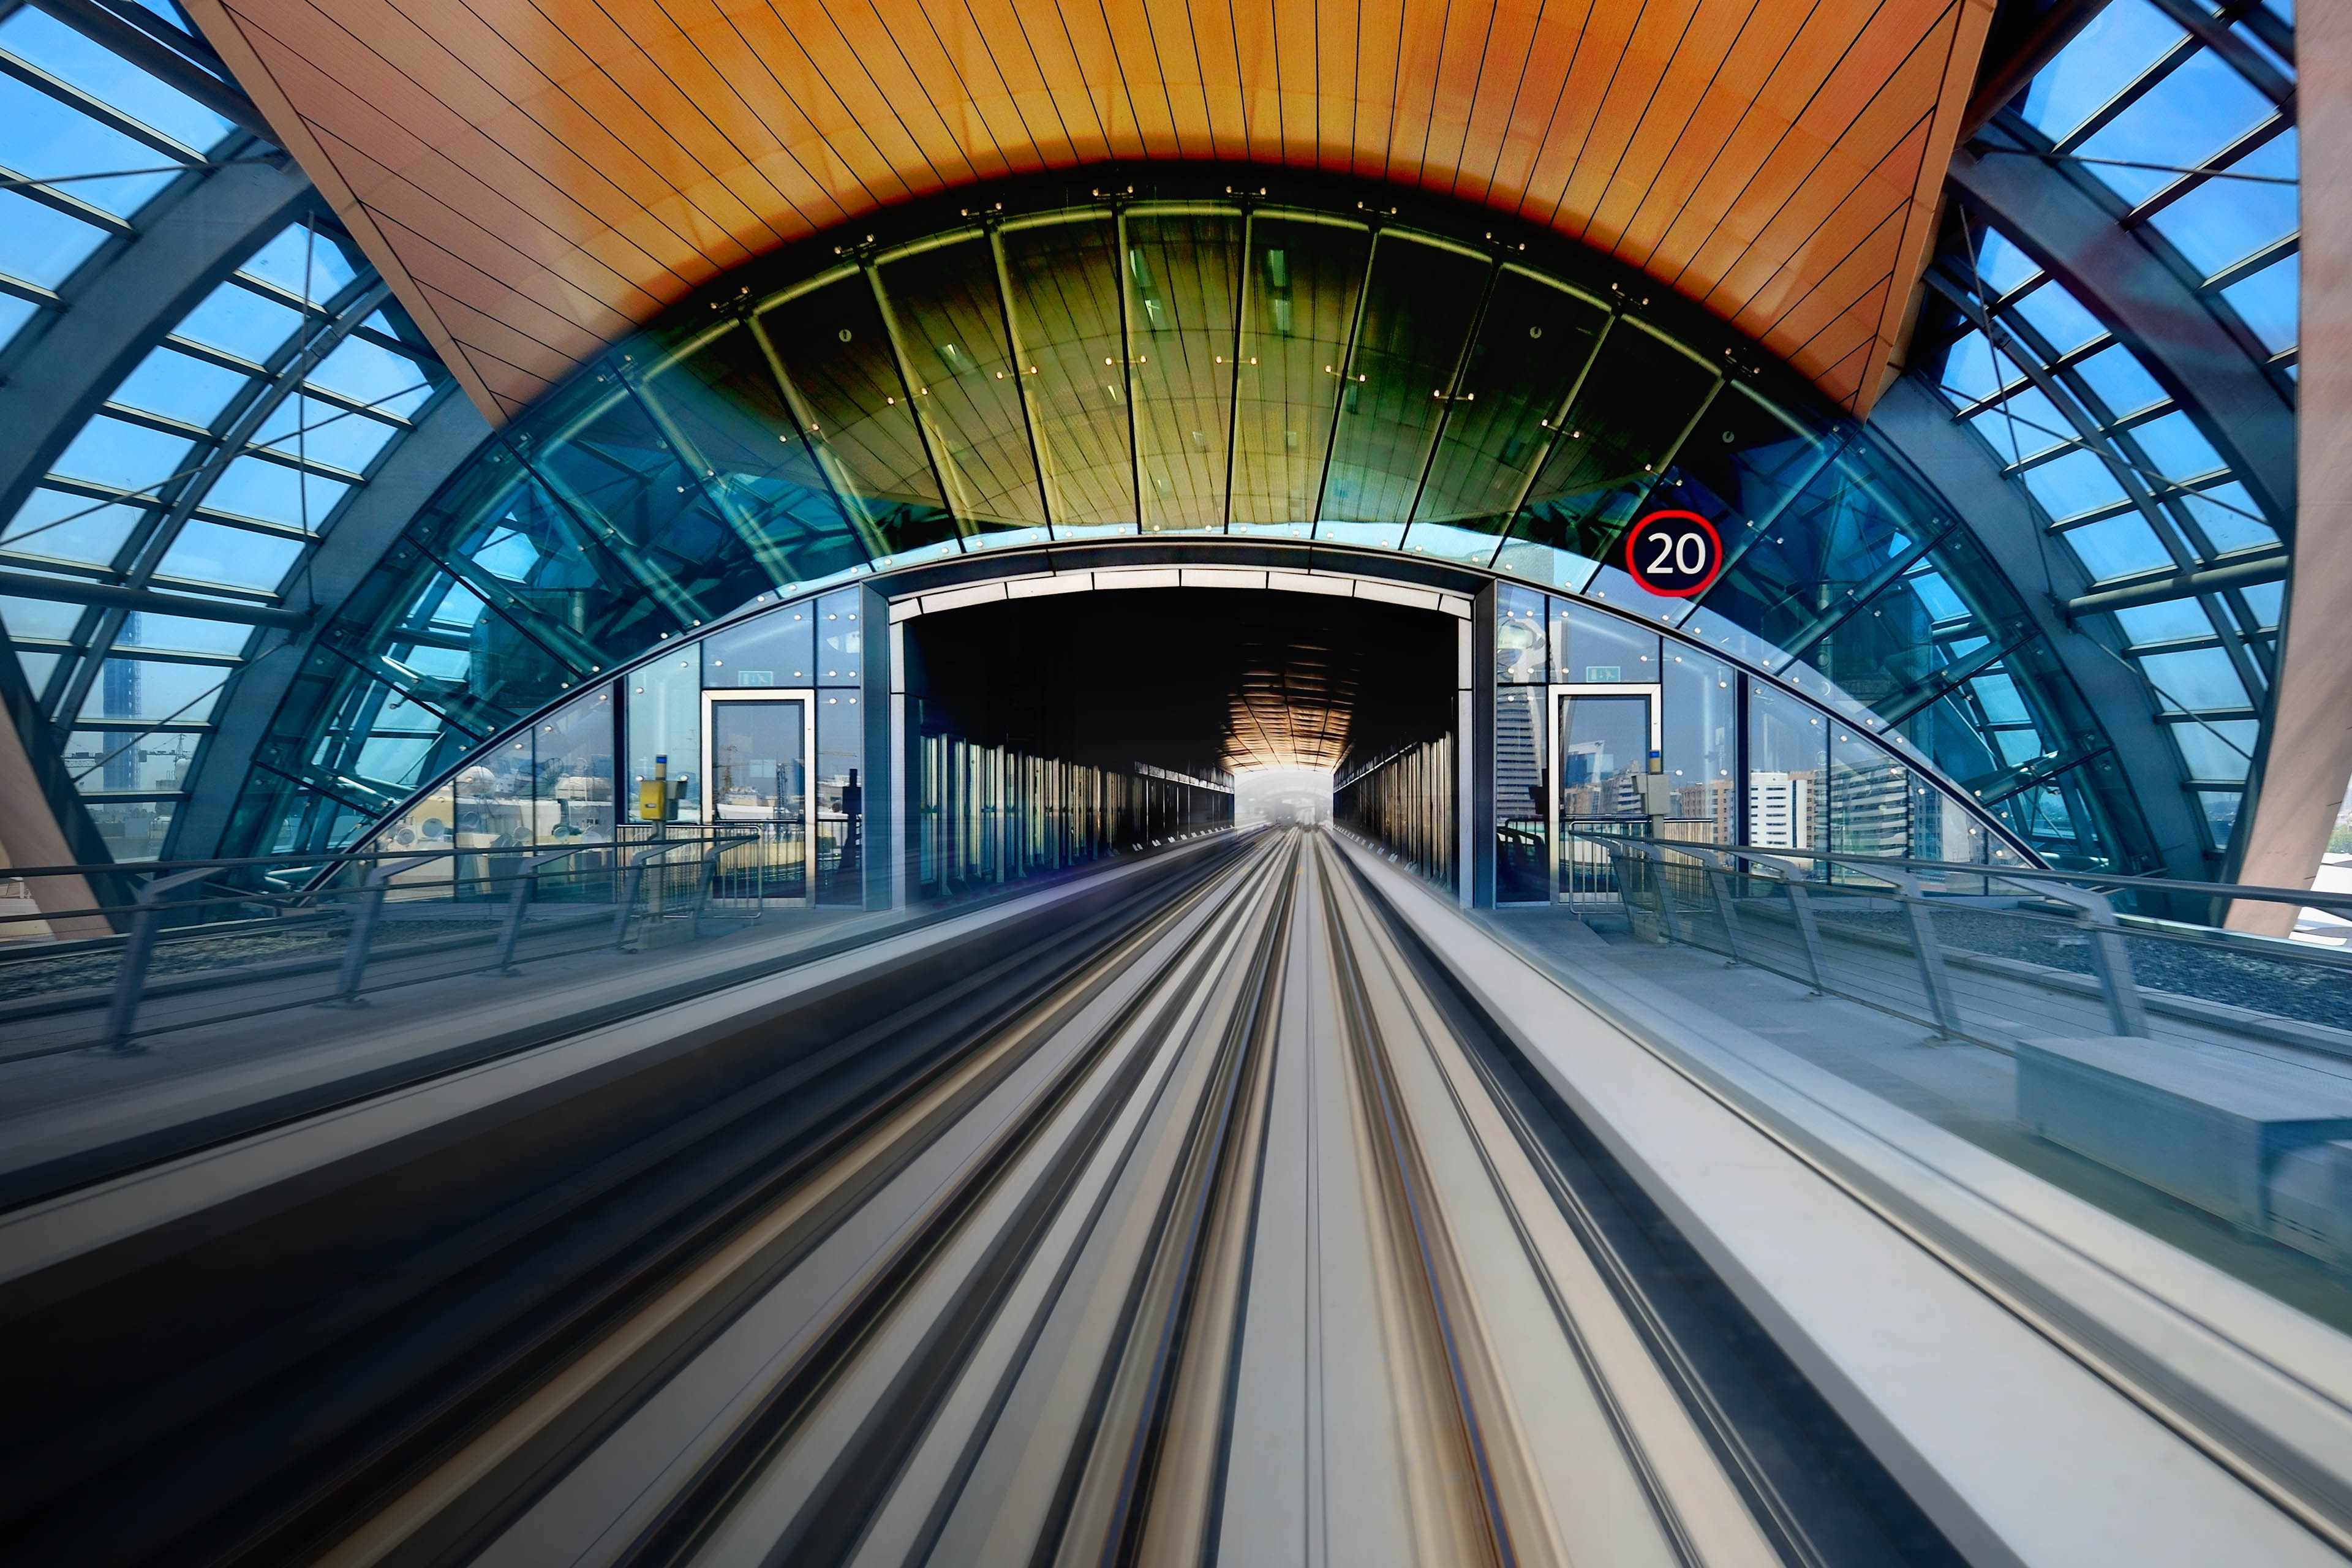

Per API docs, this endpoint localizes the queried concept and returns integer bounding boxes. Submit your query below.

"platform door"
[1550,685,1661,904]
[703,690,816,903]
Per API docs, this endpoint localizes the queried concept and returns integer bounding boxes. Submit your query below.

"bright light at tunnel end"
[1232,766,1335,826]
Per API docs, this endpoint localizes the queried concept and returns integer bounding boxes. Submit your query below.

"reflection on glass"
[1231,214,1370,532]
[533,684,615,844]
[710,699,805,820]
[1319,235,1488,545]
[878,236,1044,530]
[1748,680,1826,849]
[627,648,701,822]
[1559,694,1650,822]
[1124,207,1242,531]
[1000,214,1136,533]
[1494,686,1545,903]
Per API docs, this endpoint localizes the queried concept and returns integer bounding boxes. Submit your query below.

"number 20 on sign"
[1624,510,1724,598]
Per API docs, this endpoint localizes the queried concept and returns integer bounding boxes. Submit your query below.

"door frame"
[701,687,818,900]
[1547,682,1663,902]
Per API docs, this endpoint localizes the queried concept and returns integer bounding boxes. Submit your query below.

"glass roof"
[224,192,2151,871]
[1926,0,2294,862]
[0,0,453,861]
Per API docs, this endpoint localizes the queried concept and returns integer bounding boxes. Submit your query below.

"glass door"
[703,690,815,902]
[1550,685,1660,903]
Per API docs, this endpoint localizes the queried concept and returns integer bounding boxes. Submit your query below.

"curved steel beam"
[1947,138,2297,532]
[167,384,491,860]
[1870,375,2211,879]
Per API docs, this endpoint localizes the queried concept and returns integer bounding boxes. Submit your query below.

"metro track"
[236,829,1941,1568]
[2,830,1963,1568]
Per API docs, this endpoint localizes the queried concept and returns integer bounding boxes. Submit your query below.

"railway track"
[285,829,1893,1568]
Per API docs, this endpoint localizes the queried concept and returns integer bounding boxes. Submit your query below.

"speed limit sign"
[1625,510,1724,598]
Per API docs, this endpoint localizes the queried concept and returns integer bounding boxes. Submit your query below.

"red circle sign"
[1624,510,1724,598]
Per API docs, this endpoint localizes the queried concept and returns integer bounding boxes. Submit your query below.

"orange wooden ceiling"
[186,0,1992,426]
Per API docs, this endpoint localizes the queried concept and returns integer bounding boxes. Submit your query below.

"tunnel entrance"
[903,587,1457,893]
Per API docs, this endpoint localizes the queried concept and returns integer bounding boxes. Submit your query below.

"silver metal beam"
[0,568,303,625]
[2065,554,2291,619]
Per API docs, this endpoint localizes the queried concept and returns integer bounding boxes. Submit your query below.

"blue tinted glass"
[75,658,225,722]
[2178,481,2278,552]
[1992,728,2045,767]
[15,650,60,690]
[2170,718,2256,779]
[51,414,194,490]
[2139,646,2247,709]
[2070,344,2166,417]
[0,595,83,638]
[1969,386,2070,462]
[2021,0,2186,141]
[111,345,247,424]
[2064,514,2173,578]
[174,280,300,360]
[2076,50,2273,205]
[2020,448,2128,518]
[0,190,106,286]
[2125,410,2225,480]
[1905,570,1967,622]
[0,9,232,152]
[309,335,429,409]
[0,77,177,214]
[202,454,350,527]
[1937,331,2015,404]
[116,612,252,654]
[2221,254,2297,353]
[0,294,37,348]
[1,488,141,564]
[238,224,360,302]
[2112,597,2212,644]
[1969,671,2030,723]
[2148,129,2297,276]
[253,398,398,472]
[2239,580,2282,627]
[1973,230,2040,295]
[155,519,302,589]
[2011,280,2105,354]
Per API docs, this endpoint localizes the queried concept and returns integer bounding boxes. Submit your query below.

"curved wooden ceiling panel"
[187,0,1991,424]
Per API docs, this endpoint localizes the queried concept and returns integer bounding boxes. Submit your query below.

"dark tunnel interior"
[903,589,1458,780]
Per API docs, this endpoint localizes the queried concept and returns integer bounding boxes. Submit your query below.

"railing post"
[2018,878,2149,1037]
[488,848,581,974]
[1774,862,1830,997]
[331,853,445,1005]
[1643,843,1683,943]
[1700,849,1747,965]
[614,843,666,949]
[1887,870,1962,1041]
[100,865,217,1052]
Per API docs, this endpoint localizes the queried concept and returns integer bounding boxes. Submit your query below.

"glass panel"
[816,691,863,903]
[1319,235,1488,541]
[2151,130,2298,277]
[2221,254,2298,355]
[2075,50,2272,206]
[639,322,867,590]
[1123,206,1242,532]
[2021,0,2186,141]
[1494,582,1547,684]
[2020,449,2129,519]
[533,682,615,843]
[999,213,1136,533]
[252,398,399,475]
[0,192,106,287]
[110,346,247,426]
[76,657,226,723]
[1407,266,1610,560]
[1663,649,1736,842]
[2010,281,2106,355]
[64,726,197,793]
[1551,597,1660,683]
[2169,718,2256,780]
[627,645,700,823]
[816,588,862,684]
[1559,693,1650,821]
[1494,686,1546,902]
[456,730,537,854]
[1230,214,1371,533]
[2062,514,2173,579]
[0,8,232,150]
[1508,321,1718,569]
[238,224,360,302]
[2071,345,2167,418]
[757,274,957,560]
[202,454,350,529]
[706,601,815,687]
[154,521,303,590]
[51,415,194,492]
[2139,646,2248,710]
[877,235,1044,530]
[710,699,805,820]
[1747,680,1826,848]
[1828,725,1911,858]
[173,280,301,361]
[2,488,142,565]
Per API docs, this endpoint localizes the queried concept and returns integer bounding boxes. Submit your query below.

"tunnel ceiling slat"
[182,0,1991,426]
